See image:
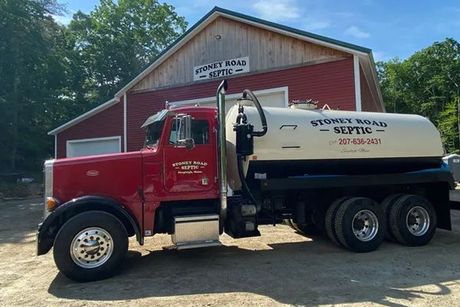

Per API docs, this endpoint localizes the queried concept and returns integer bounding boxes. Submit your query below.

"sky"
[56,0,460,61]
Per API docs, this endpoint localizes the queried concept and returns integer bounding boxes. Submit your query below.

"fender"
[37,195,142,256]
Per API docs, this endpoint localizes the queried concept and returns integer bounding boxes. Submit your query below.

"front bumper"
[36,221,52,256]
[36,222,43,255]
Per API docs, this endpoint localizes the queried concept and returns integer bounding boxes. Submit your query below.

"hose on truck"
[237,155,259,207]
[242,89,268,137]
[236,89,268,210]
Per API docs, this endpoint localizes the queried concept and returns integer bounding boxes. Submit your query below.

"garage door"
[203,89,286,113]
[171,87,288,112]
[67,136,121,158]
[222,90,286,112]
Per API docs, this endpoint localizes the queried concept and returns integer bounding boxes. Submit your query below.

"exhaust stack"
[216,80,228,221]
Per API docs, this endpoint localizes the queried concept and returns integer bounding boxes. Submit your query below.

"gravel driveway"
[2,198,460,306]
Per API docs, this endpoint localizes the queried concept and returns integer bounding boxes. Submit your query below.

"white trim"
[48,98,119,135]
[284,87,289,107]
[115,10,368,98]
[169,86,289,107]
[123,93,127,152]
[54,135,57,159]
[353,55,362,112]
[66,136,122,158]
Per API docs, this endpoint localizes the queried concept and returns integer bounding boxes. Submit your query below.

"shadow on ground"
[48,230,460,306]
[3,198,460,305]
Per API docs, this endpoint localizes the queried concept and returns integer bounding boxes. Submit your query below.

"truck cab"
[142,106,219,200]
[37,105,224,282]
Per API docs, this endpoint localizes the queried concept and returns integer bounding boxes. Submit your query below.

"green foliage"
[66,0,187,104]
[0,0,66,171]
[378,38,460,153]
[438,100,459,153]
[0,0,186,172]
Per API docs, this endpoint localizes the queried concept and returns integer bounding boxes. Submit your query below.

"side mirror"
[175,114,194,149]
[184,138,195,150]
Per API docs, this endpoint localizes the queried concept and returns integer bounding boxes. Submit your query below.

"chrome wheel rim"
[352,210,379,242]
[70,227,114,268]
[406,206,430,236]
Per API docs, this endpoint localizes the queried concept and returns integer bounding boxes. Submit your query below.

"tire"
[289,220,318,235]
[324,197,349,247]
[53,211,129,282]
[381,193,404,241]
[284,218,317,235]
[334,197,385,253]
[389,194,437,246]
[284,219,297,230]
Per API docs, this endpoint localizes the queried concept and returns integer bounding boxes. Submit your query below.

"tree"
[438,100,459,153]
[0,0,187,172]
[65,0,187,105]
[0,0,66,171]
[378,38,460,153]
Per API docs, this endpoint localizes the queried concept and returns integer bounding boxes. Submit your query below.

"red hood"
[52,151,144,204]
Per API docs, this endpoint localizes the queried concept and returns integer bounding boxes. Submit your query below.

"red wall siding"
[56,102,124,158]
[127,58,355,151]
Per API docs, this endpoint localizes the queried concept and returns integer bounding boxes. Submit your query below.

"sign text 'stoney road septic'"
[193,56,249,81]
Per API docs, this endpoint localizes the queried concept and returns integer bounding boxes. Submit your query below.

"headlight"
[46,197,59,212]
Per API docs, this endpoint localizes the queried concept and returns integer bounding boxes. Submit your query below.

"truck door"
[163,114,218,196]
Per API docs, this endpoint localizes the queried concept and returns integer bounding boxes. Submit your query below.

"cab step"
[165,240,222,250]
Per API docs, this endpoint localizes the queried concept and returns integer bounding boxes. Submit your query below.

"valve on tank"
[233,90,268,157]
[224,89,269,239]
[233,103,254,156]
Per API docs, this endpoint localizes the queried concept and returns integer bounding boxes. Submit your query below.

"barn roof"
[49,6,383,135]
[114,6,377,98]
[48,98,118,135]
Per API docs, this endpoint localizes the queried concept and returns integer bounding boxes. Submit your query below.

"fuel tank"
[225,105,444,191]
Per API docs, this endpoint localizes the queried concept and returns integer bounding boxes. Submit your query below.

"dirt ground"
[2,199,460,306]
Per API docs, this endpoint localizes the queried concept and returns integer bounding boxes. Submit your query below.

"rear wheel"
[284,218,318,235]
[389,194,436,246]
[334,197,385,253]
[324,197,349,247]
[53,211,128,282]
[284,218,296,229]
[381,193,404,241]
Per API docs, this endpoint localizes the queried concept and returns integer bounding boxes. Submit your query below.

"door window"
[169,119,209,145]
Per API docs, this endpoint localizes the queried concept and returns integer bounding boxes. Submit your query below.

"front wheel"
[53,211,128,282]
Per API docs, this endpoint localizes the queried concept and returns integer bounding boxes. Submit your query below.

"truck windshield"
[145,120,165,147]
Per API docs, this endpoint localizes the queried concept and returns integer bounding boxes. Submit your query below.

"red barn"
[49,7,384,158]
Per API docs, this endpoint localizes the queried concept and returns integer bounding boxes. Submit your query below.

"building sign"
[193,56,249,81]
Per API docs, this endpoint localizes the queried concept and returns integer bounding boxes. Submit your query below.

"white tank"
[225,105,444,191]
